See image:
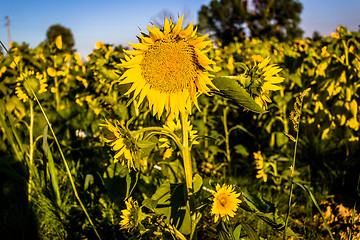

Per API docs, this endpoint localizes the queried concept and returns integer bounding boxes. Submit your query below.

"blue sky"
[1,0,359,58]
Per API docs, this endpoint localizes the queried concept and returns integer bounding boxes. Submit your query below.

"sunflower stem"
[28,99,34,201]
[181,111,196,238]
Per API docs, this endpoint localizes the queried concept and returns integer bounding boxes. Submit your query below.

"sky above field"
[1,0,359,58]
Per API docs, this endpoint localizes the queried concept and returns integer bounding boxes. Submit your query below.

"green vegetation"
[0,24,359,239]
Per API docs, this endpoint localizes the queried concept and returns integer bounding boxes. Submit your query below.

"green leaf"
[46,145,61,206]
[211,76,266,114]
[216,219,231,240]
[193,173,203,193]
[233,224,242,240]
[240,193,297,237]
[234,144,249,157]
[142,198,158,212]
[238,222,259,240]
[150,182,191,235]
[137,139,157,149]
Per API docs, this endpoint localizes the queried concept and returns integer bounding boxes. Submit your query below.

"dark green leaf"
[240,193,297,237]
[238,222,259,240]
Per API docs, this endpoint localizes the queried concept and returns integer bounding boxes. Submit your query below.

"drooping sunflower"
[119,15,217,118]
[100,119,136,171]
[210,184,241,222]
[243,57,284,109]
[119,197,142,231]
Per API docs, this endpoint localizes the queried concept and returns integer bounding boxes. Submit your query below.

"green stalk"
[180,111,196,239]
[282,97,304,240]
[28,100,34,200]
[223,106,231,164]
[181,112,193,192]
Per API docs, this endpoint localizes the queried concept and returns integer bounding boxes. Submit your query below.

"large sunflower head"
[120,15,217,119]
[210,184,241,222]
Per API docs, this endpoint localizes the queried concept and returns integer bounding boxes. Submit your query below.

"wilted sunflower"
[100,119,136,171]
[120,15,217,118]
[210,184,241,222]
[120,197,142,231]
[243,57,284,109]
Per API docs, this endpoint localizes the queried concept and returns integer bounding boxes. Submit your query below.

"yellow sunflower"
[210,184,241,222]
[253,151,268,182]
[120,197,141,231]
[100,119,136,171]
[15,70,48,102]
[120,15,217,118]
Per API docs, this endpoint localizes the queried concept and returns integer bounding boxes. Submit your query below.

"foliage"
[46,24,75,51]
[0,25,359,239]
[198,0,303,45]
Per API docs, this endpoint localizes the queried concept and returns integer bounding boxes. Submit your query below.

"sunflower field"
[0,16,359,240]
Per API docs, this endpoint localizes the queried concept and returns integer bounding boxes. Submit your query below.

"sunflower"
[119,15,217,118]
[210,184,241,222]
[253,151,268,182]
[120,197,142,231]
[100,119,136,171]
[160,117,199,147]
[243,57,284,109]
[15,70,48,102]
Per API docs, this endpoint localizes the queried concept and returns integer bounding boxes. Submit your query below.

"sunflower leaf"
[211,76,267,114]
[149,183,191,235]
[240,193,297,237]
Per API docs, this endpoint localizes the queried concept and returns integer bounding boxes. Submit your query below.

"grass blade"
[294,182,334,240]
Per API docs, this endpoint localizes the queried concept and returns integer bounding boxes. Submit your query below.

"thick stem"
[181,112,193,193]
[181,111,196,239]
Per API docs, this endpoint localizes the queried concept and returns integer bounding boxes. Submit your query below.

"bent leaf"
[211,76,267,114]
[240,193,297,237]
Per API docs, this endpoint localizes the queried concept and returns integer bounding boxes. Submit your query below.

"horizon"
[1,0,359,58]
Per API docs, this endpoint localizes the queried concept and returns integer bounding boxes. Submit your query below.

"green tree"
[46,24,75,51]
[198,0,249,46]
[198,0,303,45]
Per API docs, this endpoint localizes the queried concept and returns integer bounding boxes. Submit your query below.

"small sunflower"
[15,70,48,102]
[100,119,136,171]
[120,197,142,231]
[243,57,284,109]
[162,117,199,145]
[210,184,241,222]
[120,15,217,118]
[253,151,268,182]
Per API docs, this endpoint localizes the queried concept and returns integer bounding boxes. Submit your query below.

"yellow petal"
[172,15,184,36]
